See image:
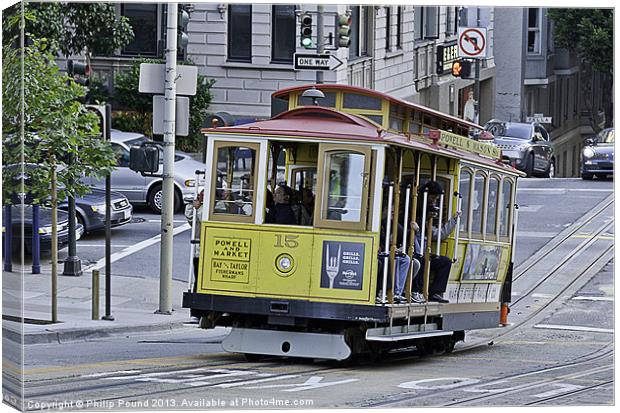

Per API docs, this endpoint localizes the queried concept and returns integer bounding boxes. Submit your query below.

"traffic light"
[336,13,351,48]
[67,59,90,86]
[451,59,472,78]
[178,5,190,50]
[300,13,313,49]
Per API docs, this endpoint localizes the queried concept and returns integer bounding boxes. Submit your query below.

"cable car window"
[298,92,337,107]
[486,176,499,237]
[342,93,382,110]
[326,152,365,221]
[471,171,485,236]
[364,114,384,126]
[209,142,259,223]
[499,179,513,237]
[459,169,472,233]
[316,145,371,231]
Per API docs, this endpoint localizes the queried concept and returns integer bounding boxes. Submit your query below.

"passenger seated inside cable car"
[266,184,311,225]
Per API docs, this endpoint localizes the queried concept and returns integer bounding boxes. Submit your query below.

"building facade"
[92,3,496,126]
[493,7,606,177]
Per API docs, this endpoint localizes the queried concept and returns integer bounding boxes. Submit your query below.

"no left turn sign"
[458,27,487,58]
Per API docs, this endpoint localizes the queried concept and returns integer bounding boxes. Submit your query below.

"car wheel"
[524,153,535,177]
[544,158,555,178]
[76,213,87,234]
[581,173,593,180]
[148,184,182,214]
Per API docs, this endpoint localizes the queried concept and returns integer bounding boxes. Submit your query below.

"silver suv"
[82,130,205,213]
[485,121,555,178]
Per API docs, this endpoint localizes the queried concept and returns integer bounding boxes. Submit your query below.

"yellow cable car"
[183,85,522,361]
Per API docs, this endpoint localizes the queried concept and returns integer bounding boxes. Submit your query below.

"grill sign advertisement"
[320,241,365,290]
[210,237,251,283]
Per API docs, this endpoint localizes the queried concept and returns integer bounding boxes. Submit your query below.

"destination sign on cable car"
[429,129,502,159]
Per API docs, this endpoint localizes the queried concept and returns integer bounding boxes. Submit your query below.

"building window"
[349,6,372,60]
[228,4,252,62]
[396,6,402,48]
[446,7,458,35]
[415,6,439,41]
[414,6,423,40]
[527,8,541,54]
[385,7,391,50]
[271,5,295,63]
[385,6,402,51]
[121,3,158,56]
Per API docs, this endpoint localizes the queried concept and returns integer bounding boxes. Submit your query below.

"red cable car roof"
[202,106,518,174]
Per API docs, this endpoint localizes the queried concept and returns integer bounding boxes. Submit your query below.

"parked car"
[81,130,205,214]
[2,205,84,254]
[5,164,133,234]
[581,128,614,180]
[59,188,133,233]
[485,120,555,177]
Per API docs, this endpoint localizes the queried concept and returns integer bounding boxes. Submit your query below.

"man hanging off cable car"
[414,181,461,303]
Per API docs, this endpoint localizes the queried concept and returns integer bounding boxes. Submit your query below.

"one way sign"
[294,53,343,71]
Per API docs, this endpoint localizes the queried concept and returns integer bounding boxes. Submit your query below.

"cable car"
[183,85,522,361]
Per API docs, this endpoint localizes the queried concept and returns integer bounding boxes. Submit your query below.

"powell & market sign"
[429,130,501,159]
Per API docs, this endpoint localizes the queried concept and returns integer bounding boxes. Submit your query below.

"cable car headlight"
[582,147,595,159]
[275,253,294,274]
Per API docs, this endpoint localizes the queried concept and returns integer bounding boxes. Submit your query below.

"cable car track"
[512,193,613,281]
[359,343,613,408]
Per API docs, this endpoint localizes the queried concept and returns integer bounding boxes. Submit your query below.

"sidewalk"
[2,260,193,345]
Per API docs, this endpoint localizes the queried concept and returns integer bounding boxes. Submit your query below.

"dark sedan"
[58,188,133,233]
[2,205,84,254]
[581,128,614,180]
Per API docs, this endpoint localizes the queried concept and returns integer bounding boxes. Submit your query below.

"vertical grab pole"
[419,191,428,253]
[452,193,463,262]
[511,204,519,263]
[435,194,444,256]
[401,185,411,253]
[187,170,202,291]
[381,184,394,304]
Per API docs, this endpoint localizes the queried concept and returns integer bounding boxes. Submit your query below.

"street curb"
[3,320,193,345]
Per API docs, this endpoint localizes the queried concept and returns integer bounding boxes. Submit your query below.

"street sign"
[458,27,487,58]
[294,53,343,71]
[152,96,190,136]
[138,63,198,95]
[526,114,552,124]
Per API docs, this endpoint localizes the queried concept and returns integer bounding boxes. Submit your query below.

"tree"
[114,58,215,152]
[2,5,116,321]
[548,8,613,129]
[25,2,134,69]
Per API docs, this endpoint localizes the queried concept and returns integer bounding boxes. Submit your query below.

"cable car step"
[365,324,452,342]
[222,327,352,360]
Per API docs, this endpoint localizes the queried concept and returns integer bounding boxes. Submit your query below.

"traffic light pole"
[474,58,481,124]
[157,3,178,315]
[316,4,324,84]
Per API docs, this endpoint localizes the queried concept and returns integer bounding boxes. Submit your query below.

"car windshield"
[501,124,532,140]
[123,136,183,162]
[595,129,614,144]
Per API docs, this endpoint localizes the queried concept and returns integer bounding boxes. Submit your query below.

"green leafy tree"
[548,8,613,129]
[25,2,134,68]
[114,58,215,152]
[3,6,116,313]
[2,7,115,204]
